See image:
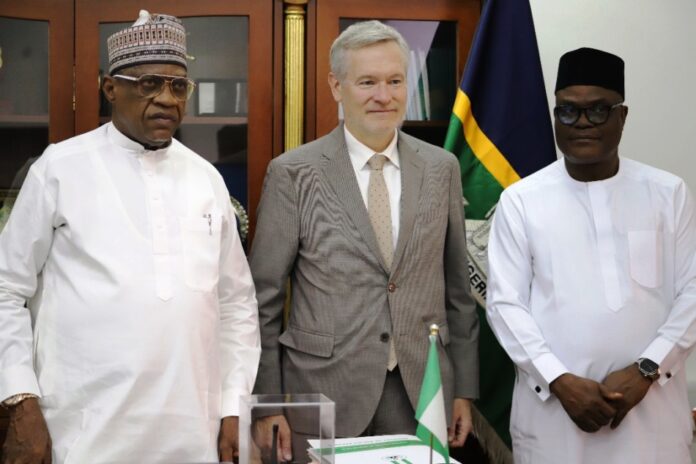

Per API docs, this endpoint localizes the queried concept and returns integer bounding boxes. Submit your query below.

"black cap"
[555,47,625,98]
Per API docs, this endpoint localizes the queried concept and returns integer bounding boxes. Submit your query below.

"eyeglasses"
[113,74,196,101]
[554,102,624,126]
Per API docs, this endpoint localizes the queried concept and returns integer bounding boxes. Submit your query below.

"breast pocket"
[628,229,663,288]
[180,215,222,292]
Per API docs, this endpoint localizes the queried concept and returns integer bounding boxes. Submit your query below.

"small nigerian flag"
[415,324,449,463]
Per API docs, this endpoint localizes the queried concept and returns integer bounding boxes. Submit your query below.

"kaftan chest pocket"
[180,215,222,292]
[628,230,662,288]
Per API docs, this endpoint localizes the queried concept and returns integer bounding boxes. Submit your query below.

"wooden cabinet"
[1,0,480,237]
[1,1,272,236]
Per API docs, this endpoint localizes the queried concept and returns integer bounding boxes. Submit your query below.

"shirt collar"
[559,156,624,187]
[343,126,400,169]
[106,122,172,156]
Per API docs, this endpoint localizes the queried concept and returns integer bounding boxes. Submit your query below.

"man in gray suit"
[250,20,479,462]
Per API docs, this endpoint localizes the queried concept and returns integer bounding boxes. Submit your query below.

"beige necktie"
[367,154,394,270]
[367,154,397,370]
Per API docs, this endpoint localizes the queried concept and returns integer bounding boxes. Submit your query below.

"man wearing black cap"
[486,47,696,462]
[0,11,260,463]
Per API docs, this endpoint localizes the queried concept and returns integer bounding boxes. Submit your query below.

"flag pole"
[416,323,449,464]
[429,433,434,464]
[428,324,439,464]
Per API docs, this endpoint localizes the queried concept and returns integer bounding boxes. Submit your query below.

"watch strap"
[1,393,38,409]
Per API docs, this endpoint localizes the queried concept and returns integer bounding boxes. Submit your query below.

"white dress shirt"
[0,122,261,463]
[487,158,696,463]
[344,126,401,247]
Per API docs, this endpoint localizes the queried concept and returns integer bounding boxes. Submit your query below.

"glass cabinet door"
[0,18,49,200]
[75,1,273,241]
[314,0,480,145]
[0,2,73,231]
[98,17,252,221]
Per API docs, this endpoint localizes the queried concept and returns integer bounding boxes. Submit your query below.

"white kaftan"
[0,123,261,463]
[487,158,696,463]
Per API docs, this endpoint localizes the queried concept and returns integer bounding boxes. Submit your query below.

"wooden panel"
[304,0,317,142]
[0,0,74,143]
[245,1,274,240]
[74,0,274,241]
[313,0,480,138]
[272,0,284,157]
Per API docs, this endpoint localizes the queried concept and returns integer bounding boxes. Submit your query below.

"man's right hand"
[252,414,292,463]
[550,373,622,433]
[2,397,52,464]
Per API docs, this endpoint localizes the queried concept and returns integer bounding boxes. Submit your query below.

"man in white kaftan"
[0,12,260,463]
[487,47,696,463]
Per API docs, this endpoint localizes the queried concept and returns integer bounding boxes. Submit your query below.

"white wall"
[530,0,696,192]
[529,0,696,415]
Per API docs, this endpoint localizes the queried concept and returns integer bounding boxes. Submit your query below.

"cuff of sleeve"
[0,365,40,403]
[640,336,685,386]
[221,388,248,418]
[528,352,569,401]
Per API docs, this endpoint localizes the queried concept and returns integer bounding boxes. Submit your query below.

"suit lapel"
[392,133,424,273]
[320,127,389,273]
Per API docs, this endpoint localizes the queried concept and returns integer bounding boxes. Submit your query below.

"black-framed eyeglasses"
[113,74,196,101]
[554,102,624,126]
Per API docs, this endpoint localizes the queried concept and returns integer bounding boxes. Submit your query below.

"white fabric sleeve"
[640,181,696,386]
[486,190,568,401]
[217,193,261,417]
[0,155,57,401]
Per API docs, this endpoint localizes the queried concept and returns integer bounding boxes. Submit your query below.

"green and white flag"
[415,331,449,463]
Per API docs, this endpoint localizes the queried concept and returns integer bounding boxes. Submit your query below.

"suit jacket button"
[535,386,541,393]
[387,283,397,293]
[380,333,390,342]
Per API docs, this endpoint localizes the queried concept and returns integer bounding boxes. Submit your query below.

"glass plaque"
[239,393,335,464]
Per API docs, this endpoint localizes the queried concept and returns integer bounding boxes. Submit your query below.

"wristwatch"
[1,393,38,409]
[636,358,660,381]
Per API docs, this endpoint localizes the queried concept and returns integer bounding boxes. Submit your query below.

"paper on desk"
[307,434,461,464]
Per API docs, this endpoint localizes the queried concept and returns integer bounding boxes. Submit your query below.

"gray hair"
[330,20,410,81]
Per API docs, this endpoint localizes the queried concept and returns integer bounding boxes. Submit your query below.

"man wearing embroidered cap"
[0,11,260,463]
[487,47,696,462]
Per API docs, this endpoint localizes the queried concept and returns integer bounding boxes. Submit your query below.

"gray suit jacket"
[250,126,479,437]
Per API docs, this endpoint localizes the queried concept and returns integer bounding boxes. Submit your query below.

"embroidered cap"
[107,10,187,75]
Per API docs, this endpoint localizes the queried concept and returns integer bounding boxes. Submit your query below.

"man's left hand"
[448,398,473,447]
[218,416,240,463]
[602,364,653,429]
